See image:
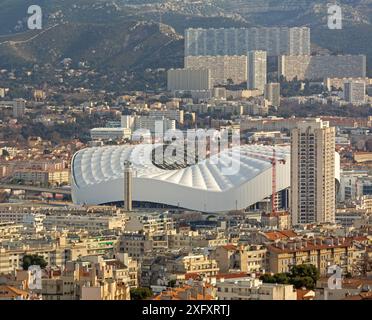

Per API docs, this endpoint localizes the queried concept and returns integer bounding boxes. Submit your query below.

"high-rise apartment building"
[184,55,248,86]
[121,115,176,135]
[167,68,212,91]
[264,83,281,107]
[184,27,310,57]
[291,119,336,225]
[12,99,26,118]
[344,81,366,104]
[148,109,184,124]
[279,55,366,80]
[247,51,267,92]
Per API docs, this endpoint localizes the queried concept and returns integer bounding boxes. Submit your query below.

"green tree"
[273,273,290,284]
[290,276,316,290]
[22,254,48,270]
[260,264,320,290]
[289,264,319,283]
[130,287,153,300]
[260,274,276,283]
[168,279,177,288]
[1,149,9,157]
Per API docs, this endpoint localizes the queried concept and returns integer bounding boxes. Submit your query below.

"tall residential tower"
[291,119,336,225]
[247,51,267,92]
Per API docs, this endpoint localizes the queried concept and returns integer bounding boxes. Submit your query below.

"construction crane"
[271,148,286,215]
[244,147,286,214]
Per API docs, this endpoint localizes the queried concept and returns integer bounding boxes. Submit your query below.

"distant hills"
[0,20,183,72]
[0,0,371,84]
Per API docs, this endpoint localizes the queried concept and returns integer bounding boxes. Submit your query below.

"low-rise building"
[215,275,297,300]
[266,238,358,276]
[172,254,219,278]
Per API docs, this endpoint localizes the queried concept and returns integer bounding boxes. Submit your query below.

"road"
[0,184,71,195]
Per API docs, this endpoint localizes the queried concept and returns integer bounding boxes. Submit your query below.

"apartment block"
[344,81,366,104]
[42,258,132,300]
[266,238,356,276]
[184,55,248,86]
[172,254,219,277]
[133,116,176,134]
[247,51,267,92]
[325,77,372,91]
[90,128,131,141]
[291,118,336,225]
[264,83,281,107]
[117,233,153,259]
[212,245,267,274]
[167,68,212,91]
[279,55,366,80]
[148,109,184,124]
[216,276,297,300]
[185,27,310,56]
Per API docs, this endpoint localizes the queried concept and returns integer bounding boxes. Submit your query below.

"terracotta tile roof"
[342,278,372,289]
[221,244,237,251]
[343,292,372,300]
[184,273,202,280]
[0,285,29,299]
[267,235,369,254]
[215,272,249,280]
[264,230,297,241]
[296,289,315,300]
[152,286,214,300]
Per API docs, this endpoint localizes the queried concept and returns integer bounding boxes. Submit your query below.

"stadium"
[71,144,340,213]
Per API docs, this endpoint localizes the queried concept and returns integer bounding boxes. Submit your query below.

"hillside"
[0,20,183,71]
[0,0,371,88]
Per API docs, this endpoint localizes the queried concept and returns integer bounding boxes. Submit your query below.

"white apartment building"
[135,116,175,134]
[216,276,297,300]
[90,128,131,141]
[148,109,184,124]
[121,115,176,134]
[167,68,212,91]
[12,99,26,118]
[338,170,372,201]
[264,83,281,107]
[279,55,366,80]
[173,254,219,277]
[344,81,366,104]
[0,206,45,232]
[184,55,247,86]
[184,27,310,56]
[247,51,267,92]
[291,118,337,225]
[125,212,174,235]
[43,214,125,232]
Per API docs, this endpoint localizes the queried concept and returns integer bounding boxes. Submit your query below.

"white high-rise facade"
[344,81,366,104]
[247,51,267,92]
[264,83,281,107]
[184,27,311,57]
[167,68,212,91]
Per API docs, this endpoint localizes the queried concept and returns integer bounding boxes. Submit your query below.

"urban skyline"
[0,0,371,307]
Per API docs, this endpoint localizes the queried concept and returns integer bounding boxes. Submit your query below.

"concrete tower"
[124,161,133,211]
[247,51,267,92]
[291,118,336,225]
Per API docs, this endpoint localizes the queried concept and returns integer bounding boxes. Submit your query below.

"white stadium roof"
[71,144,339,213]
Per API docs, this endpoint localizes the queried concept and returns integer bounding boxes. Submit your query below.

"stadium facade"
[71,144,340,213]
